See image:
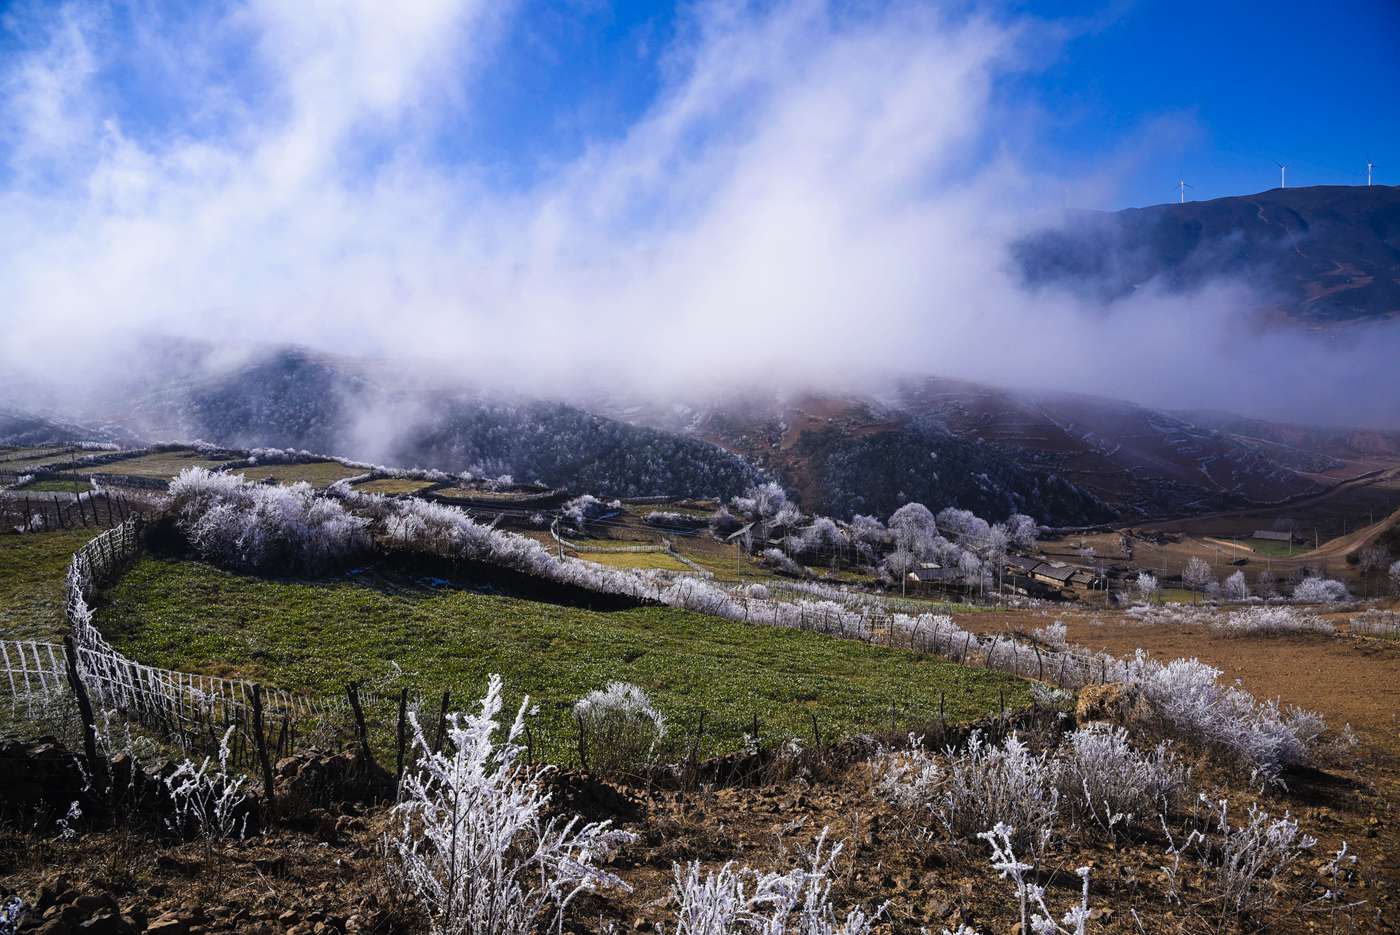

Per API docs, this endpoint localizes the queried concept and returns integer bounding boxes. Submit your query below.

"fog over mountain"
[2,0,1398,434]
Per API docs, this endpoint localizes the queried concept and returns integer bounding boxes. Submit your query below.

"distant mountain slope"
[621,378,1352,525]
[894,379,1327,518]
[1014,185,1400,322]
[121,349,761,499]
[0,408,135,447]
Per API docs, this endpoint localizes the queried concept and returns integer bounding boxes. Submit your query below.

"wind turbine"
[1175,179,1193,204]
[1275,161,1288,189]
[1367,158,1375,186]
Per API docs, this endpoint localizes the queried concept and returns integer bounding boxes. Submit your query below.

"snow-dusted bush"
[762,548,806,577]
[169,467,369,574]
[1057,727,1186,837]
[1292,576,1350,603]
[668,831,880,935]
[389,675,633,935]
[1390,559,1400,595]
[935,732,1060,857]
[573,681,666,777]
[1123,654,1324,782]
[1135,572,1158,603]
[1222,570,1249,602]
[1213,606,1334,637]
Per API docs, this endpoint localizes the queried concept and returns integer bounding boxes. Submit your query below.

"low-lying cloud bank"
[1,0,1396,428]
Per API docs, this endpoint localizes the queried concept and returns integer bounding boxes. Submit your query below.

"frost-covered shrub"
[573,681,666,777]
[1222,570,1249,602]
[1184,796,1317,917]
[977,824,1093,935]
[1135,572,1159,603]
[762,548,806,577]
[1292,576,1349,603]
[1033,621,1068,650]
[668,831,880,935]
[644,511,707,530]
[1213,606,1334,637]
[1123,654,1324,782]
[935,733,1059,857]
[162,727,251,840]
[169,467,369,574]
[1056,727,1186,836]
[389,675,633,935]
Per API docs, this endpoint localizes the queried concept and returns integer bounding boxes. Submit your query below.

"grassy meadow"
[93,553,1028,761]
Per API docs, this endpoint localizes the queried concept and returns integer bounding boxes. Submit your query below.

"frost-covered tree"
[732,482,789,522]
[848,514,889,564]
[1223,570,1250,602]
[936,507,991,548]
[1005,513,1038,549]
[1182,557,1214,601]
[1255,570,1277,599]
[883,548,916,596]
[1135,572,1159,604]
[888,502,938,561]
[1293,576,1350,603]
[709,506,744,539]
[1391,560,1400,596]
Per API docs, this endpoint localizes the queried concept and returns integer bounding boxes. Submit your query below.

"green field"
[352,477,438,495]
[0,449,81,471]
[0,528,100,640]
[576,550,691,572]
[14,477,89,493]
[231,461,364,488]
[94,554,1027,761]
[87,450,237,479]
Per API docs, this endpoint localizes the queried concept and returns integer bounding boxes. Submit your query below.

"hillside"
[115,349,761,499]
[1014,184,1400,323]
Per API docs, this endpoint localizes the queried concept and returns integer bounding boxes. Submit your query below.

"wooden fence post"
[432,689,450,754]
[346,683,378,775]
[394,687,409,791]
[251,684,277,818]
[62,634,106,793]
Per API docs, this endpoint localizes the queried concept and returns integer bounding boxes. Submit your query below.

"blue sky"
[432,0,1400,208]
[1012,0,1400,207]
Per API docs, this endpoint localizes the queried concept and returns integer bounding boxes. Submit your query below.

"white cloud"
[0,0,1396,429]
